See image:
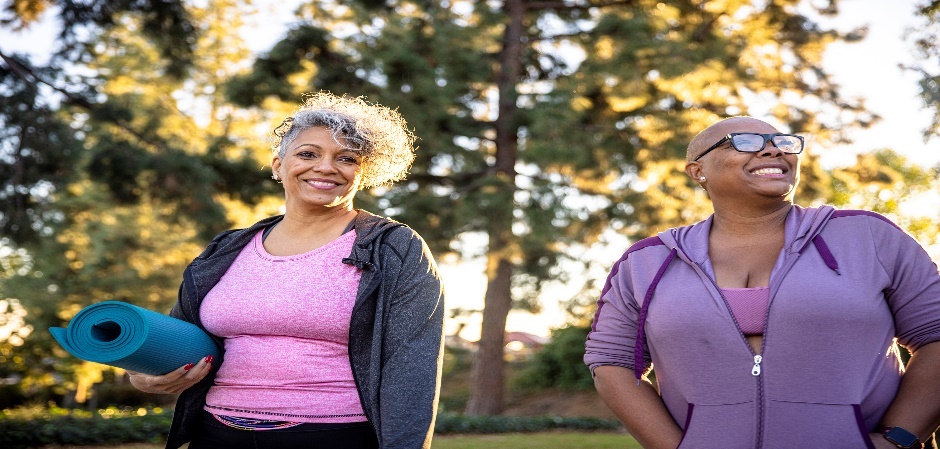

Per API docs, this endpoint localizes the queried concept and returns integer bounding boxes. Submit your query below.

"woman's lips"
[305,179,340,189]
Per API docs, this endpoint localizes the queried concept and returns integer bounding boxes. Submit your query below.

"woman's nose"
[312,158,338,172]
[759,143,784,157]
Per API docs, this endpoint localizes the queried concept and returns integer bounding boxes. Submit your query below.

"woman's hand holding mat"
[128,355,214,394]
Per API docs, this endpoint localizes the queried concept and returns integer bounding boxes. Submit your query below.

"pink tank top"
[720,286,770,336]
[200,230,365,423]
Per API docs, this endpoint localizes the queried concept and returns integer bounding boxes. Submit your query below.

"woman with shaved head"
[585,117,940,449]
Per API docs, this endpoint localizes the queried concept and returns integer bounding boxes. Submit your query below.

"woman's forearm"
[880,340,940,441]
[593,365,683,449]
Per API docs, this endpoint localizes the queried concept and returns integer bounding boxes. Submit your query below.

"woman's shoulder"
[625,235,668,256]
[354,210,422,241]
[614,235,675,270]
[814,207,908,244]
[826,208,902,231]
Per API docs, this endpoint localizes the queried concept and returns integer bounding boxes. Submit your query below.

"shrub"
[0,405,171,448]
[434,413,621,434]
[0,406,622,447]
[515,325,594,391]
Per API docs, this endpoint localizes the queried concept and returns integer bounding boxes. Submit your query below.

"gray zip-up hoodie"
[585,206,940,448]
[165,210,444,449]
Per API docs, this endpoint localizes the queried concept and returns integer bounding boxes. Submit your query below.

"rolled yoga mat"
[49,300,220,375]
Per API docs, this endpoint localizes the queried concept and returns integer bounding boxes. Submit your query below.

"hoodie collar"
[657,205,836,266]
[350,209,404,246]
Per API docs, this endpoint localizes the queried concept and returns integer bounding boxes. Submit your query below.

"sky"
[811,0,939,169]
[1,0,938,339]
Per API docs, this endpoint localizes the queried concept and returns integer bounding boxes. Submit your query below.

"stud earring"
[272,173,280,181]
[699,177,706,181]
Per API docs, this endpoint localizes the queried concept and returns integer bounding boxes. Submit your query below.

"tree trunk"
[465,252,514,415]
[465,0,524,416]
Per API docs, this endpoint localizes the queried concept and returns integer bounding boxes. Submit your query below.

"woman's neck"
[710,202,792,238]
[279,206,358,237]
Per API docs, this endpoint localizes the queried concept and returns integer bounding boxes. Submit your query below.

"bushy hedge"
[434,413,622,434]
[1,406,172,448]
[0,407,622,447]
[516,325,595,390]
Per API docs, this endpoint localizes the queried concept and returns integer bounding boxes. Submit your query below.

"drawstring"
[342,258,374,270]
[634,248,677,381]
[811,235,840,275]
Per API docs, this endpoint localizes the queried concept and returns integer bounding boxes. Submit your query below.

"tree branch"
[522,30,591,43]
[407,170,490,187]
[525,0,638,11]
[0,50,169,153]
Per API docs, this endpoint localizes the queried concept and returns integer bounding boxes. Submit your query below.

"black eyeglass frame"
[693,133,805,161]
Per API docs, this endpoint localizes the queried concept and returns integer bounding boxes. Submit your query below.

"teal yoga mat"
[50,301,220,375]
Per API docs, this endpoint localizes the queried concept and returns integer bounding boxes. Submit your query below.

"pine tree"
[908,0,940,140]
[0,0,279,404]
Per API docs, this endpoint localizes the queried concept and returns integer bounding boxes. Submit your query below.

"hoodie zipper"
[665,207,833,448]
[696,243,810,449]
[750,209,831,447]
[698,271,768,447]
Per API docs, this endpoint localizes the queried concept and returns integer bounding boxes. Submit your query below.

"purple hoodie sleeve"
[584,254,653,376]
[869,217,940,352]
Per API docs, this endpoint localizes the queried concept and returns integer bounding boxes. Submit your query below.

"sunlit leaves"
[0,0,279,403]
[906,1,940,140]
[830,149,940,246]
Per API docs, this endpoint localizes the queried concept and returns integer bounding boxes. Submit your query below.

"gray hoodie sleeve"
[377,227,445,449]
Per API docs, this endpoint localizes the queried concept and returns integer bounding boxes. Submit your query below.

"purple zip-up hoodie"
[584,206,940,449]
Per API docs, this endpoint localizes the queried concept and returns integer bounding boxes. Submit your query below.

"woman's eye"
[297,151,317,158]
[339,156,360,164]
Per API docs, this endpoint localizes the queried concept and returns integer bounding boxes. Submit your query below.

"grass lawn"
[435,432,641,449]
[39,432,641,449]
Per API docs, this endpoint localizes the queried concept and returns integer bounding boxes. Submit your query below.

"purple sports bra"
[720,286,770,336]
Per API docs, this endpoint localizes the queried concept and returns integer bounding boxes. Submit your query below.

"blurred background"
[1,0,939,445]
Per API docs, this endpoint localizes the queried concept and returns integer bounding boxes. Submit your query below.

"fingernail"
[205,355,214,364]
[183,363,195,371]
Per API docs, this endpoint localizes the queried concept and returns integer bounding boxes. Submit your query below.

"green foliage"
[0,406,620,447]
[435,413,621,435]
[0,406,172,449]
[829,149,940,245]
[4,0,197,79]
[908,1,940,139]
[0,53,84,245]
[516,326,594,391]
[0,0,281,407]
[435,432,641,449]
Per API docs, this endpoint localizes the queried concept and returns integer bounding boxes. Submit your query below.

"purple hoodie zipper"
[666,209,833,448]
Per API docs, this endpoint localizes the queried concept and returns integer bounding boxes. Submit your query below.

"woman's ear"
[686,162,705,184]
[271,156,282,180]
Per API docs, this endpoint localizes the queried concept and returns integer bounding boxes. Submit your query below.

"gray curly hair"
[272,92,417,188]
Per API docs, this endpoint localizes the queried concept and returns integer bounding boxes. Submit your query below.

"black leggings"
[188,411,378,449]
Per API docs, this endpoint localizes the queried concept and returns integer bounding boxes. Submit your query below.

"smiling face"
[272,126,363,213]
[686,117,801,204]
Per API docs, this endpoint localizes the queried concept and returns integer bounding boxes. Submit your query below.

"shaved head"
[686,116,780,162]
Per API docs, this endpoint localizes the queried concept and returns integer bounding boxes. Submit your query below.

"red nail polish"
[205,355,214,364]
[183,363,195,371]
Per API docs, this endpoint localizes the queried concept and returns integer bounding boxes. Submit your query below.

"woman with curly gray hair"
[128,92,445,449]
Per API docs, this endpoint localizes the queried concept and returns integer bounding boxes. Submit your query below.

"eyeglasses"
[694,133,804,161]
